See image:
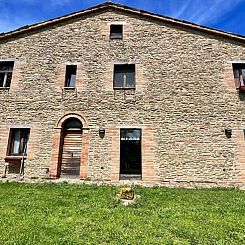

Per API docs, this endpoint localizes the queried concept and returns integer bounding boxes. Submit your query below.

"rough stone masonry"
[0,2,245,188]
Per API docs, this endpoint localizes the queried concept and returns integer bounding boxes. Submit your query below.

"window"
[8,128,30,156]
[65,65,77,87]
[113,64,135,89]
[233,63,245,88]
[0,61,14,88]
[110,24,123,39]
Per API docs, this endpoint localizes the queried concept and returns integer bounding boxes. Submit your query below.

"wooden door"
[60,129,82,178]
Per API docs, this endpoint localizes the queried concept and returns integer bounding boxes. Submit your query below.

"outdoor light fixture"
[225,128,232,139]
[99,128,105,138]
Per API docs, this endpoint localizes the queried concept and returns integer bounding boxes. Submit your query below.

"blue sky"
[0,0,245,36]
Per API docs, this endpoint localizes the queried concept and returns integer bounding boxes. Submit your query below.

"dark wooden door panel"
[60,130,82,178]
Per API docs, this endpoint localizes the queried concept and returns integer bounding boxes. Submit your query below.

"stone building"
[0,2,245,187]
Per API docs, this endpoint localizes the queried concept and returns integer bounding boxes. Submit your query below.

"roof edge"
[0,2,110,40]
[0,1,245,43]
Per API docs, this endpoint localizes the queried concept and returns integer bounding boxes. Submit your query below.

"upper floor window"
[113,64,135,89]
[233,63,245,90]
[8,128,30,156]
[65,65,77,87]
[0,61,14,88]
[110,24,123,39]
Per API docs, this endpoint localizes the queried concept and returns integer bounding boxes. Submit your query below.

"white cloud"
[0,0,243,33]
[0,0,107,33]
[167,0,243,25]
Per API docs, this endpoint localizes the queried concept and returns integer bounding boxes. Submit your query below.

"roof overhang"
[0,2,245,44]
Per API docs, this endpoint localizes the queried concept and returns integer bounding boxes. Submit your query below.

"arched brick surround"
[50,113,89,179]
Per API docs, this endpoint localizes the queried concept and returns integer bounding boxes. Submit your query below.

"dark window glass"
[121,129,141,141]
[110,25,123,39]
[9,128,30,156]
[114,64,135,88]
[63,118,83,130]
[0,61,14,88]
[65,65,77,87]
[120,129,142,176]
[233,63,245,87]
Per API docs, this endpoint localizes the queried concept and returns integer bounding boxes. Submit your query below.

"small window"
[8,128,30,156]
[233,63,245,89]
[65,65,77,87]
[110,24,123,39]
[114,64,135,89]
[0,61,14,88]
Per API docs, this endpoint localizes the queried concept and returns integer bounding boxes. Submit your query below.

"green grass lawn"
[0,183,245,245]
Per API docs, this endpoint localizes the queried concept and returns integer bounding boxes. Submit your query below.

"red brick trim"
[9,61,23,92]
[108,126,158,182]
[57,113,88,128]
[108,127,120,181]
[0,126,10,175]
[234,129,245,184]
[27,126,38,161]
[55,63,85,90]
[80,130,89,179]
[224,63,236,90]
[50,127,62,178]
[141,126,159,182]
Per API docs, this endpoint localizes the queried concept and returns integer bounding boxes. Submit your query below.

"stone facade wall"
[0,9,245,187]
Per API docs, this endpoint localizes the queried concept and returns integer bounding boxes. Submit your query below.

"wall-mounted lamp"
[99,128,105,138]
[225,128,232,139]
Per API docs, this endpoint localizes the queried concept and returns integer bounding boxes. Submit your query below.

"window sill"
[110,36,123,40]
[5,156,27,164]
[238,86,245,92]
[63,87,76,90]
[0,87,10,90]
[113,87,135,90]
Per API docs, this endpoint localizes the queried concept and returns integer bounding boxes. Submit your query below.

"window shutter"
[6,73,13,87]
[241,69,245,86]
[126,64,135,88]
[233,68,239,79]
[13,130,21,154]
[69,74,76,87]
[234,68,240,88]
[114,65,124,87]
[233,65,242,88]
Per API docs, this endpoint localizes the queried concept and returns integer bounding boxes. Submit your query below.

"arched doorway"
[59,117,83,179]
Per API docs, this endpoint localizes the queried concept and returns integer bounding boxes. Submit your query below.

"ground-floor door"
[60,129,82,179]
[120,129,142,180]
